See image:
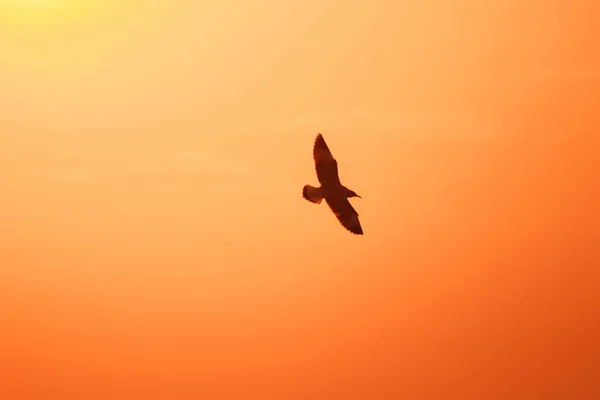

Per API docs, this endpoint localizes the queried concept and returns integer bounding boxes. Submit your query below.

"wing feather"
[325,196,363,235]
[313,134,341,185]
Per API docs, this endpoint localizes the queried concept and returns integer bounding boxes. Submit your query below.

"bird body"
[302,133,363,235]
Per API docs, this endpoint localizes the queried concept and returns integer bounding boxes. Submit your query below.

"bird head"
[347,190,361,198]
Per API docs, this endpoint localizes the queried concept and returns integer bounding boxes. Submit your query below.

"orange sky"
[1,1,598,399]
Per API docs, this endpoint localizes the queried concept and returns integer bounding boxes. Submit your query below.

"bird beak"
[356,194,362,198]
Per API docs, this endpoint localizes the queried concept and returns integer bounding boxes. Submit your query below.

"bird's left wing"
[325,196,363,235]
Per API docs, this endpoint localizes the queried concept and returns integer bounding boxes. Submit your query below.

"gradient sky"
[1,1,598,399]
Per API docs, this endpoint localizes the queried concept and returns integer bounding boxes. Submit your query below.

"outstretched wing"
[313,134,341,185]
[326,196,363,235]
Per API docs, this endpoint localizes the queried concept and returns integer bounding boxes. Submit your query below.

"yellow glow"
[0,0,114,28]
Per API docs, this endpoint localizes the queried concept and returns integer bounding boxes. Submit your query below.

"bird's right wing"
[326,196,363,235]
[313,134,341,185]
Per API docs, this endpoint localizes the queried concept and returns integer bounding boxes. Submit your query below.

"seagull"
[302,133,363,235]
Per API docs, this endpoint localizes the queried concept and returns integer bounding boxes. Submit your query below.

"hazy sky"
[1,1,598,399]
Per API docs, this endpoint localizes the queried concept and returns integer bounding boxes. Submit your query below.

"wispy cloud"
[45,169,93,183]
[42,150,252,184]
[171,150,253,176]
[268,109,496,139]
[533,67,598,83]
[273,109,462,125]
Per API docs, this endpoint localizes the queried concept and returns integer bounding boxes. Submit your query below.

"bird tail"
[302,185,323,204]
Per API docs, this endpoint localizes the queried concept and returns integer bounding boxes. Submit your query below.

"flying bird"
[302,133,363,235]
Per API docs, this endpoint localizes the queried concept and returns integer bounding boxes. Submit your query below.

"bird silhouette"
[302,133,363,235]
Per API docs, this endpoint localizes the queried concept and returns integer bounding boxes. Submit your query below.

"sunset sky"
[1,1,598,399]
